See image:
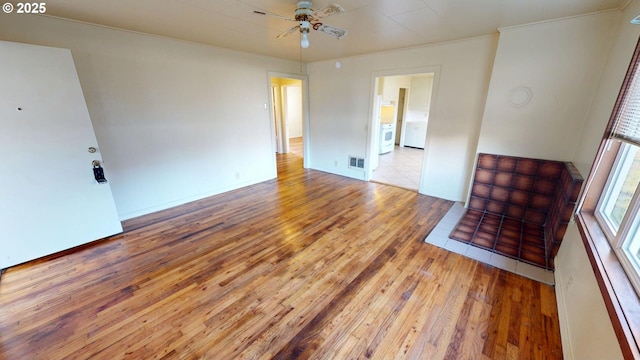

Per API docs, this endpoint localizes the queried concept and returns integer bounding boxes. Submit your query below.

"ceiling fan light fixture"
[301,33,310,48]
[300,20,311,48]
[254,0,347,50]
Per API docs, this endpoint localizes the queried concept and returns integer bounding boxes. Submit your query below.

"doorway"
[268,73,309,175]
[369,73,435,191]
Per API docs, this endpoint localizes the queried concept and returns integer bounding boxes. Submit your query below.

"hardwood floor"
[0,142,563,359]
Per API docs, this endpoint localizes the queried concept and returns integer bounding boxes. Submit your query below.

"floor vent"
[349,156,365,170]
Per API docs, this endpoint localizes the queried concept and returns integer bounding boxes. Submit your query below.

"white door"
[0,41,122,269]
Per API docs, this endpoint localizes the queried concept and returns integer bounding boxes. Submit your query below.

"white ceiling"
[43,0,629,62]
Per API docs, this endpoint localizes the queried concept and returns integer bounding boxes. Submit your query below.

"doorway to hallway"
[268,72,309,177]
[271,77,303,156]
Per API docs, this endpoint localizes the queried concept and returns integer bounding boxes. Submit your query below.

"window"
[594,31,640,296]
[595,142,640,294]
[577,36,640,358]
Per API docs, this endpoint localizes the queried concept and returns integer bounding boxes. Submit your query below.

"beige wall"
[555,1,640,358]
[0,14,302,219]
[307,36,498,201]
[476,11,619,161]
[555,226,624,359]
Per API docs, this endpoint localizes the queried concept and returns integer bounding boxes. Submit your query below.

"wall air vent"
[348,156,365,170]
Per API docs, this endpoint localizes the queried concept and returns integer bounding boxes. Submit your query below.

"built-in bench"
[449,153,583,270]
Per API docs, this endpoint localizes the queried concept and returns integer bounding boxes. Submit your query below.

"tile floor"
[371,145,424,190]
[425,202,555,285]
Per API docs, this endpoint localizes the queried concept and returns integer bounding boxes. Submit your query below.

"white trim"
[595,141,631,238]
[365,65,441,196]
[594,141,640,296]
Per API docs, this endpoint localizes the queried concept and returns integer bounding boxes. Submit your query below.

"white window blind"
[613,43,640,147]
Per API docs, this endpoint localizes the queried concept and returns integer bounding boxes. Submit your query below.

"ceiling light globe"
[301,33,309,48]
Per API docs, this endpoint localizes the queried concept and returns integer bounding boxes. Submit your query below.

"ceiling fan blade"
[252,10,296,21]
[315,24,347,39]
[277,26,300,39]
[313,3,345,19]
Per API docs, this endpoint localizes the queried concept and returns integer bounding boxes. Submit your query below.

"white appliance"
[379,123,394,154]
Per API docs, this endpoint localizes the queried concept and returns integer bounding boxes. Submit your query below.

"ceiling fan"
[253,1,347,48]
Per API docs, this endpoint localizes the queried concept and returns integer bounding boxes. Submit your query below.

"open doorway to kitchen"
[369,73,435,191]
[269,73,309,176]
